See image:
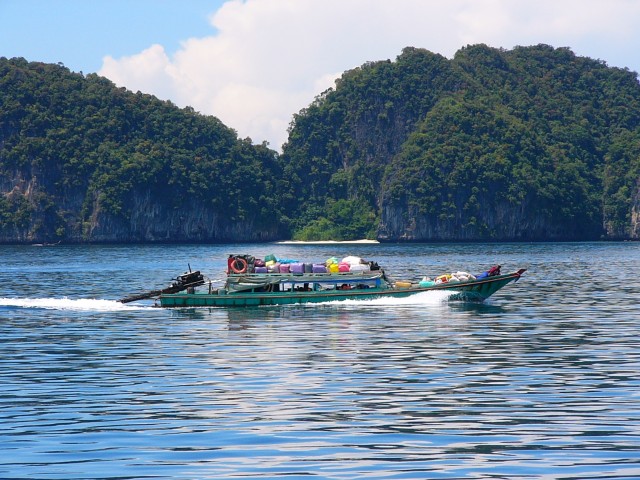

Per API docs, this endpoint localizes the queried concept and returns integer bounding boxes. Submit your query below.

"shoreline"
[275,239,380,245]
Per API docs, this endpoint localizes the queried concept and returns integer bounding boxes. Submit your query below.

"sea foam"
[0,297,152,311]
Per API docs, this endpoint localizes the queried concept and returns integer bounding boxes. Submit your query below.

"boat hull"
[159,270,525,308]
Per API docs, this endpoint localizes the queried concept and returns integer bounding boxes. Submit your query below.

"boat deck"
[159,270,525,307]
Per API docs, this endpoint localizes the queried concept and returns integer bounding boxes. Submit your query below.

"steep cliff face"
[375,46,640,241]
[0,166,77,243]
[84,189,280,243]
[631,178,640,239]
[0,178,281,244]
[378,202,590,242]
[0,58,286,244]
[280,48,460,236]
[283,44,640,242]
[1,166,283,244]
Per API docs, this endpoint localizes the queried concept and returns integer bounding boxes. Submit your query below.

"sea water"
[1,242,639,479]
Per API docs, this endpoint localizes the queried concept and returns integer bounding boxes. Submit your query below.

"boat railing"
[226,270,381,278]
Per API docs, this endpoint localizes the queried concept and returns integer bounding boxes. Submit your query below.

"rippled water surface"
[1,242,639,479]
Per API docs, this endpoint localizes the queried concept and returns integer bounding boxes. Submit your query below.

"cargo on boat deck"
[146,254,526,307]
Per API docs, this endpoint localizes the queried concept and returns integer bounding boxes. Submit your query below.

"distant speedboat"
[120,255,526,307]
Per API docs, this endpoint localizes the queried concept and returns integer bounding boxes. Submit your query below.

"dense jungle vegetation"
[281,44,640,241]
[1,44,639,243]
[0,58,284,242]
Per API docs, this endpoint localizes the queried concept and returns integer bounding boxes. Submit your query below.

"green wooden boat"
[151,256,526,308]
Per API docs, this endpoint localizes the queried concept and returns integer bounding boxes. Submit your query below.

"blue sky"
[1,0,223,73]
[2,0,640,149]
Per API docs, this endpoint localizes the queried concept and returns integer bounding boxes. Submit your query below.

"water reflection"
[1,243,639,479]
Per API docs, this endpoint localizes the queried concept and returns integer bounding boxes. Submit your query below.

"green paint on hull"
[159,271,524,308]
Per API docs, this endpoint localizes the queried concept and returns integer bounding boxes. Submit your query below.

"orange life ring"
[230,257,248,274]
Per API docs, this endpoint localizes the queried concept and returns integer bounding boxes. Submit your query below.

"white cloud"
[101,44,177,100]
[99,0,640,151]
